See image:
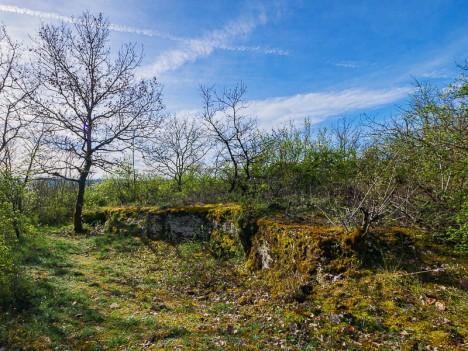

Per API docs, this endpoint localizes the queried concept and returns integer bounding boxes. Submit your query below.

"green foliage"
[85,167,231,208]
[0,174,23,306]
[386,66,468,237]
[252,119,357,206]
[25,178,76,225]
[448,199,468,252]
[0,234,14,285]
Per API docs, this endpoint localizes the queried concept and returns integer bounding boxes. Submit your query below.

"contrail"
[0,4,287,55]
[0,4,181,41]
[0,4,73,23]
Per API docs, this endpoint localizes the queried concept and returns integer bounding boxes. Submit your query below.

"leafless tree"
[0,25,40,238]
[144,114,209,191]
[30,13,164,232]
[200,82,263,193]
[331,115,363,156]
[0,25,31,161]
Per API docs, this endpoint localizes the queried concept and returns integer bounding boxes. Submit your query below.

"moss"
[82,208,107,225]
[246,217,345,275]
[4,225,467,350]
[341,227,364,248]
[245,217,351,300]
[207,205,244,258]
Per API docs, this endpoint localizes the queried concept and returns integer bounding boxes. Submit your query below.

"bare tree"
[144,114,209,191]
[0,25,31,160]
[30,13,164,232]
[0,121,50,238]
[200,82,263,193]
[0,25,40,238]
[331,115,363,156]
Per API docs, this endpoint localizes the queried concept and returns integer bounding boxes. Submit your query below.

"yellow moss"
[246,217,344,276]
[342,227,363,247]
[428,330,449,345]
[245,217,355,300]
[85,203,242,221]
[207,204,243,258]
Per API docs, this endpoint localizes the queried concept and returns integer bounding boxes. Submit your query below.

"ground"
[0,227,467,350]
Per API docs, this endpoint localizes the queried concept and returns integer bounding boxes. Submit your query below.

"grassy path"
[1,232,291,350]
[1,230,467,350]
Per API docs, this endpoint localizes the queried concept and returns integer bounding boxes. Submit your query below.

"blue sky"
[1,0,467,128]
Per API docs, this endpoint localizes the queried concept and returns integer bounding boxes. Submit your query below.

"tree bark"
[73,159,91,233]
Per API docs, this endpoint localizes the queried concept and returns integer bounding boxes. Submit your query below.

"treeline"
[88,70,468,250]
[1,12,467,304]
[60,66,468,254]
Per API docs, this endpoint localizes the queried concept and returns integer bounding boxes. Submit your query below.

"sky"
[0,0,467,129]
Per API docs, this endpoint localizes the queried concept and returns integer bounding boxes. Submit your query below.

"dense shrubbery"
[449,198,468,252]
[24,179,77,225]
[73,65,466,253]
[0,176,22,306]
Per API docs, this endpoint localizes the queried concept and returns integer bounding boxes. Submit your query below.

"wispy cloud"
[0,4,286,57]
[138,13,282,77]
[0,4,72,22]
[247,87,413,127]
[220,45,288,56]
[330,61,369,69]
[334,62,359,69]
[0,4,196,42]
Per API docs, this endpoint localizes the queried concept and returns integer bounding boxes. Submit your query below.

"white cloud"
[333,62,360,69]
[0,4,193,42]
[329,61,373,69]
[0,4,74,23]
[247,87,413,128]
[139,15,271,77]
[0,4,286,59]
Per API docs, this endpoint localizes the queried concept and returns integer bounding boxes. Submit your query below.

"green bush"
[25,178,76,225]
[0,235,14,285]
[448,199,468,252]
[0,191,19,306]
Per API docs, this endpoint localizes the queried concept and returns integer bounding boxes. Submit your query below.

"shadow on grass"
[0,233,105,350]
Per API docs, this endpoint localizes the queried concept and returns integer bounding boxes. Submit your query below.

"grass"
[0,227,467,350]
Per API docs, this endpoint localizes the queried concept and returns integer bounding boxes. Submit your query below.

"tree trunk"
[360,207,371,235]
[73,160,91,233]
[229,161,238,193]
[13,184,22,239]
[176,175,182,192]
[13,219,21,239]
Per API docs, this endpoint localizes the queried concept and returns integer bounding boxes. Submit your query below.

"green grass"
[0,228,466,350]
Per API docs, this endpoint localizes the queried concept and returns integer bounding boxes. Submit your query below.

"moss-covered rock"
[246,217,345,276]
[82,205,246,255]
[207,205,244,258]
[245,217,426,303]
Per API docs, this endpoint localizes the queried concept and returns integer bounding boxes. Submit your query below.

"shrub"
[0,193,19,306]
[448,199,468,252]
[25,178,76,225]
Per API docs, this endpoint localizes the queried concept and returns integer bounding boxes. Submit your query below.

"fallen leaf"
[427,298,436,305]
[435,301,445,311]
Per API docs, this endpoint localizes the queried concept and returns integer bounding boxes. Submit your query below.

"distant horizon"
[0,1,466,129]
